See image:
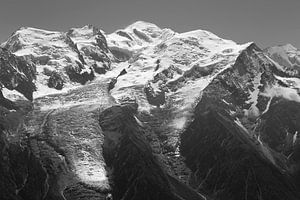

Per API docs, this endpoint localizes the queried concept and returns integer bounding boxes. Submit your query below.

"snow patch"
[2,88,26,101]
[134,115,144,127]
[245,73,262,117]
[293,131,299,145]
[234,118,249,133]
[275,75,300,89]
[171,117,188,130]
[257,135,276,165]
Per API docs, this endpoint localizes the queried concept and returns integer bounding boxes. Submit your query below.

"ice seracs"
[107,22,253,135]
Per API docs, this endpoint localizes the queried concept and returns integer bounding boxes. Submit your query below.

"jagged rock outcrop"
[180,104,300,200]
[2,26,112,94]
[259,100,300,153]
[0,97,49,200]
[144,82,166,107]
[0,47,36,100]
[67,25,112,74]
[99,104,207,200]
[258,99,300,188]
[0,131,49,200]
[47,71,64,90]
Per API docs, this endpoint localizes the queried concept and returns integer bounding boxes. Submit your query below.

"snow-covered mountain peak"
[4,27,69,54]
[178,29,225,41]
[125,20,162,33]
[106,21,175,55]
[266,43,300,76]
[281,43,297,52]
[1,25,112,98]
[109,22,253,132]
[67,25,100,39]
[267,43,299,57]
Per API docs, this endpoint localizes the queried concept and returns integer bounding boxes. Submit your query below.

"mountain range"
[0,21,299,200]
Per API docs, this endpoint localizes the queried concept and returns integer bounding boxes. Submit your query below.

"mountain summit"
[0,21,300,200]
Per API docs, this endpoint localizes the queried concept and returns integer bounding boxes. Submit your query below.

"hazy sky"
[0,0,299,49]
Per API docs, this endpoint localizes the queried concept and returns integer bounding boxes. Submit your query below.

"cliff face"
[179,43,300,199]
[0,47,36,100]
[0,47,40,200]
[99,104,206,200]
[0,21,300,200]
[0,98,48,200]
[180,105,299,200]
[259,99,300,188]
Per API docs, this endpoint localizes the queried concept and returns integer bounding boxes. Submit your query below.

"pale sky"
[0,0,299,49]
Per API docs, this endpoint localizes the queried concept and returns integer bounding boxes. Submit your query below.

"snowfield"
[107,21,253,132]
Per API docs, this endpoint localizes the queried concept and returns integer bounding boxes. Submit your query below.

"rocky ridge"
[0,21,300,200]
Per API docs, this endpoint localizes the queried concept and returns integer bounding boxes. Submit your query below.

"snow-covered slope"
[266,44,300,76]
[263,44,300,104]
[106,21,175,61]
[2,26,111,98]
[67,25,112,72]
[107,21,252,134]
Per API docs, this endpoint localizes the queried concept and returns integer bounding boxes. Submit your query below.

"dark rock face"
[154,65,183,83]
[66,64,95,84]
[107,69,127,91]
[67,25,112,74]
[290,144,300,189]
[144,83,166,107]
[81,46,111,74]
[108,78,117,91]
[0,102,49,200]
[216,44,275,114]
[92,26,110,54]
[64,36,96,84]
[178,44,300,200]
[99,105,206,200]
[260,100,300,154]
[117,69,127,77]
[180,104,300,200]
[259,99,300,189]
[0,48,36,100]
[48,71,64,90]
[0,133,48,200]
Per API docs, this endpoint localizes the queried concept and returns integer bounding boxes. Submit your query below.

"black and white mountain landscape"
[0,20,300,200]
